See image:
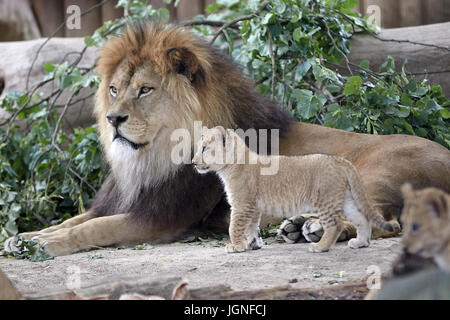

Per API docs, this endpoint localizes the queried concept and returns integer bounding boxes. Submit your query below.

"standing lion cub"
[192,126,393,253]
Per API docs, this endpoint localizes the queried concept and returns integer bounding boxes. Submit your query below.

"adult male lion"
[5,22,450,256]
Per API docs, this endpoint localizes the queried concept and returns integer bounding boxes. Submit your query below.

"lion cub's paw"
[348,238,370,249]
[277,215,308,243]
[225,243,246,253]
[308,243,330,253]
[247,236,263,250]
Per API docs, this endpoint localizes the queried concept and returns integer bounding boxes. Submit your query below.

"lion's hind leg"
[342,194,371,249]
[278,214,308,243]
[278,213,353,244]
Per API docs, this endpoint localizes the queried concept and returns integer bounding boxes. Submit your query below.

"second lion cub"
[192,126,393,253]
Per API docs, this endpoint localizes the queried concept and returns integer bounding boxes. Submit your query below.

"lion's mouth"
[113,133,148,150]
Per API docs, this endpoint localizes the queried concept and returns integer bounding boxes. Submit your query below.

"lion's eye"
[412,223,421,232]
[109,86,117,97]
[138,86,154,98]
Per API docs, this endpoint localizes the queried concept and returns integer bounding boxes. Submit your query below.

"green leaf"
[84,36,95,47]
[292,89,313,105]
[440,109,450,119]
[404,80,417,93]
[205,3,222,13]
[293,27,305,42]
[400,93,414,107]
[343,76,363,95]
[157,8,170,22]
[426,99,443,111]
[342,0,359,9]
[293,89,323,119]
[359,59,370,70]
[44,62,55,73]
[261,13,274,25]
[290,12,302,23]
[402,120,415,135]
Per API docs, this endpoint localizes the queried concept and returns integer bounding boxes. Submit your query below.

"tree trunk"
[24,275,189,300]
[0,0,41,41]
[1,22,449,129]
[344,22,450,97]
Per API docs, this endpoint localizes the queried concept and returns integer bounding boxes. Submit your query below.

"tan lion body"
[4,23,450,256]
[193,127,393,253]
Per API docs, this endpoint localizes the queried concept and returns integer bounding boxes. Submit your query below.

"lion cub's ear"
[427,194,448,219]
[401,183,414,199]
[166,48,205,83]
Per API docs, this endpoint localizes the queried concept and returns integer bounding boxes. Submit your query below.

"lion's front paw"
[277,215,308,243]
[30,234,76,256]
[3,235,21,253]
[3,232,43,253]
[225,243,246,253]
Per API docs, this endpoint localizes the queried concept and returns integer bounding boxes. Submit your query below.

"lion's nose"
[106,113,129,127]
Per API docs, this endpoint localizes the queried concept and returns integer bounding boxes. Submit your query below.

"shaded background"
[1,0,450,41]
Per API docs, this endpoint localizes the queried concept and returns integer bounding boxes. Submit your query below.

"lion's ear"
[166,47,204,83]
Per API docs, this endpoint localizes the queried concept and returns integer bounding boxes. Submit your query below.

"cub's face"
[400,184,450,257]
[192,126,228,174]
[105,60,177,152]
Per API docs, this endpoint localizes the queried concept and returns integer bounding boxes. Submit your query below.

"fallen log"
[23,274,189,300]
[344,22,450,97]
[0,0,41,41]
[0,37,98,129]
[189,279,369,300]
[20,273,368,300]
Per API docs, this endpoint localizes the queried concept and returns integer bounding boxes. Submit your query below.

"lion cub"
[192,126,393,253]
[400,184,450,272]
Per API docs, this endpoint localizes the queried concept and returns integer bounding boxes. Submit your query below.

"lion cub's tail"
[342,159,394,232]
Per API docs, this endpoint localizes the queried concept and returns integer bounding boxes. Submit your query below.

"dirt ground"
[0,236,402,298]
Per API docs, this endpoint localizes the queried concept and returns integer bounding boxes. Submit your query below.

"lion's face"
[400,184,450,257]
[192,126,229,174]
[104,60,176,152]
